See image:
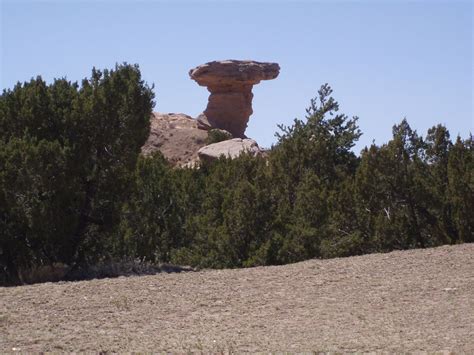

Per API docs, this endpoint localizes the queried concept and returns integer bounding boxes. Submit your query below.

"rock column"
[189,60,280,138]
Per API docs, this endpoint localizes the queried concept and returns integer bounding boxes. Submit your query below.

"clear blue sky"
[1,0,472,151]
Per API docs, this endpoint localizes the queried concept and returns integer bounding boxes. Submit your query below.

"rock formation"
[189,60,280,138]
[197,138,263,163]
[142,113,264,167]
[142,112,208,167]
[142,60,279,167]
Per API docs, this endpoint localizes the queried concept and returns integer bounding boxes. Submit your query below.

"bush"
[205,129,233,144]
[2,78,472,285]
[0,64,154,284]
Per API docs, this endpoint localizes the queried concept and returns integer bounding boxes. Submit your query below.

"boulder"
[189,60,280,138]
[197,138,262,163]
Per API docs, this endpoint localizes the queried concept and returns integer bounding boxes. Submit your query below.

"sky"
[1,0,473,152]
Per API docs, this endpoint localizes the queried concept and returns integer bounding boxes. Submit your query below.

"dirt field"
[1,244,473,352]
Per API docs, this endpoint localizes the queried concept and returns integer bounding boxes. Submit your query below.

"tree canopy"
[1,69,472,285]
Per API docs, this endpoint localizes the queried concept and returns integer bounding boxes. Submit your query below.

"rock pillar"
[189,60,280,138]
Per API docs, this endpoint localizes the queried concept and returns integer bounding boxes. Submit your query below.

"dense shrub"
[0,64,154,284]
[1,69,472,285]
[128,84,472,269]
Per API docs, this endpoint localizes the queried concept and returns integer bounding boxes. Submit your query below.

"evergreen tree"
[0,64,154,283]
[268,84,362,261]
[2,72,471,285]
[447,135,474,242]
[118,152,185,262]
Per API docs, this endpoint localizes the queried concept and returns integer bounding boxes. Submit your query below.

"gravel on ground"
[1,244,473,352]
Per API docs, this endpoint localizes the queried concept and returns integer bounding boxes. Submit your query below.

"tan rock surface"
[142,112,208,167]
[197,138,262,163]
[190,60,280,138]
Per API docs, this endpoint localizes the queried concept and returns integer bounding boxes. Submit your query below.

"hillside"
[1,244,473,352]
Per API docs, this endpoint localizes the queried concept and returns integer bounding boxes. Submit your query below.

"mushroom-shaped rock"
[197,138,262,163]
[190,60,280,138]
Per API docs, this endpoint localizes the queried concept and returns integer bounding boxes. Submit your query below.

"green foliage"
[0,64,154,284]
[170,154,273,268]
[1,77,472,285]
[118,152,186,262]
[353,121,473,252]
[447,135,474,242]
[206,129,233,144]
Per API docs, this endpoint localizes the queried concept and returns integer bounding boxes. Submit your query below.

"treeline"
[1,65,472,285]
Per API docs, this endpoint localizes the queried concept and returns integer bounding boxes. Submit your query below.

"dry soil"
[1,244,473,352]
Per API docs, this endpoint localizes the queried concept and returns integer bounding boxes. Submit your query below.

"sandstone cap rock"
[189,60,280,87]
[190,59,280,138]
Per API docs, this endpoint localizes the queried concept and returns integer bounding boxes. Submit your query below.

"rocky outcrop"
[189,60,280,138]
[141,60,279,167]
[142,112,208,167]
[141,113,264,167]
[197,138,263,163]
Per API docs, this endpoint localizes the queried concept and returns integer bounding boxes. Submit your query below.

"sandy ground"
[1,244,473,352]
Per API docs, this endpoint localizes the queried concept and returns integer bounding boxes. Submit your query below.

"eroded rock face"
[142,112,208,167]
[197,138,263,163]
[190,60,280,138]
